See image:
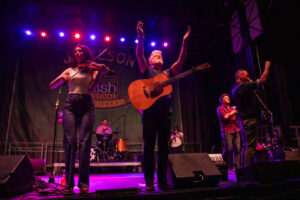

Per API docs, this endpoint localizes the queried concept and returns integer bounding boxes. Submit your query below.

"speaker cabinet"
[29,158,46,175]
[238,160,300,183]
[0,155,34,197]
[167,153,221,188]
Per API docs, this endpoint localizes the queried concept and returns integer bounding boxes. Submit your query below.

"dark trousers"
[170,145,183,154]
[222,131,241,169]
[142,110,170,186]
[241,118,258,165]
[62,94,95,188]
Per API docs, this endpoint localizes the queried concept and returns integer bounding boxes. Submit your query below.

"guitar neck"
[161,68,194,87]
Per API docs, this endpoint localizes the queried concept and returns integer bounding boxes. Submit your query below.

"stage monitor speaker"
[238,160,300,183]
[29,158,46,175]
[0,155,34,197]
[167,153,221,188]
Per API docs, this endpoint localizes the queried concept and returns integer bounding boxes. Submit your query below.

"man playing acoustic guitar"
[135,21,191,191]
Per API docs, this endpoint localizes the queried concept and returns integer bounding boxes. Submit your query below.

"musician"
[231,61,272,165]
[217,94,241,170]
[170,127,184,153]
[49,44,108,195]
[96,118,113,143]
[136,21,191,191]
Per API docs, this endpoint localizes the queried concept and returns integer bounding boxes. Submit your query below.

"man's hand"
[183,25,191,42]
[265,60,272,70]
[137,21,144,39]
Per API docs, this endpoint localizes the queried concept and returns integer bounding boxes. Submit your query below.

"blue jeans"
[222,131,241,169]
[62,94,95,188]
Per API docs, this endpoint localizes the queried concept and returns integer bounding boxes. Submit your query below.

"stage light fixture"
[90,34,96,40]
[105,36,111,42]
[74,33,81,40]
[120,37,125,42]
[135,39,139,44]
[59,32,65,37]
[40,31,47,37]
[25,30,32,36]
[150,41,156,47]
[163,42,169,47]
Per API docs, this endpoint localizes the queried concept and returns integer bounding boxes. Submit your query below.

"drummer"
[96,118,113,143]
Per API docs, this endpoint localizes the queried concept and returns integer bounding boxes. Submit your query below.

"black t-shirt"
[231,80,259,119]
[142,66,173,113]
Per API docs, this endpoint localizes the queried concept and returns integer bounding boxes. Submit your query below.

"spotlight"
[120,37,125,42]
[59,32,65,37]
[104,36,111,42]
[74,33,81,40]
[90,34,96,40]
[135,39,139,44]
[25,30,32,36]
[163,42,169,47]
[150,41,156,47]
[40,31,47,37]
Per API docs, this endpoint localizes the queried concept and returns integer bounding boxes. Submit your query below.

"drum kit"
[90,132,127,162]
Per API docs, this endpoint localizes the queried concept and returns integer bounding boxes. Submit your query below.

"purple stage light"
[59,32,65,37]
[25,30,32,36]
[120,37,125,42]
[150,41,156,47]
[90,34,96,40]
[135,39,139,44]
[163,42,169,47]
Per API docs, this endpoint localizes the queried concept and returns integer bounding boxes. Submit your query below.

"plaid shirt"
[217,105,240,134]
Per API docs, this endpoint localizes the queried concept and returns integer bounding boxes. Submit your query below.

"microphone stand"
[111,112,126,139]
[49,85,62,183]
[254,91,274,148]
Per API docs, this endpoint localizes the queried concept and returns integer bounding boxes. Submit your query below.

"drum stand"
[110,112,128,161]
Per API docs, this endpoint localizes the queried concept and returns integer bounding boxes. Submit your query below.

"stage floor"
[10,171,300,200]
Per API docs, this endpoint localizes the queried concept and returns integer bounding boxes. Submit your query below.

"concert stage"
[9,170,300,200]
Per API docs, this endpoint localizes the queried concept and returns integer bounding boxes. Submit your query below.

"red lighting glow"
[40,32,47,37]
[105,36,111,42]
[74,33,81,39]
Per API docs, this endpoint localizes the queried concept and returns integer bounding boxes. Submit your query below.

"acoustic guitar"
[128,62,211,110]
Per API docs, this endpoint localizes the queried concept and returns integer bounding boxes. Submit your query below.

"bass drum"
[117,139,126,152]
[90,146,98,162]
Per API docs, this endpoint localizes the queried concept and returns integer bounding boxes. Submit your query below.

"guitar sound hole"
[150,88,162,98]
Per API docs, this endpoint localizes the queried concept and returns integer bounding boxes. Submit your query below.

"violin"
[78,62,112,72]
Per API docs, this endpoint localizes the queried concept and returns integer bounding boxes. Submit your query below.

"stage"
[9,170,300,200]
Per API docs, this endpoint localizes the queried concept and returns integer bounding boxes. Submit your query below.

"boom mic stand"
[254,90,274,148]
[49,85,62,183]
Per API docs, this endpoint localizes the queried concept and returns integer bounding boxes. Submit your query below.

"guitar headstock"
[193,62,211,72]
